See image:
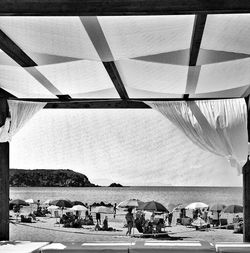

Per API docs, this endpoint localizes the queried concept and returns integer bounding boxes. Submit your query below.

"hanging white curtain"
[145,98,248,174]
[0,100,46,142]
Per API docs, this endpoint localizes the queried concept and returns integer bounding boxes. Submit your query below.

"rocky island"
[109,183,123,187]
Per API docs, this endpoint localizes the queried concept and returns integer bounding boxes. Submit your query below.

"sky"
[10,108,242,187]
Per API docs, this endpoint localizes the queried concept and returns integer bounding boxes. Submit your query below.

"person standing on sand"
[125,208,134,236]
[113,203,117,219]
[96,212,101,224]
[168,212,173,226]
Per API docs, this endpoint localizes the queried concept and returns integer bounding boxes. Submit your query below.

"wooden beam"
[80,17,128,99]
[0,29,70,99]
[0,88,16,98]
[44,99,149,109]
[185,14,206,95]
[103,62,129,99]
[6,97,239,109]
[0,98,9,241]
[243,159,250,242]
[243,96,250,242]
[1,0,250,15]
[189,14,207,66]
[0,29,36,66]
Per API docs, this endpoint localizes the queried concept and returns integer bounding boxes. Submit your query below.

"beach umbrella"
[185,202,208,210]
[222,205,243,213]
[167,203,184,212]
[50,199,73,208]
[117,199,140,208]
[166,203,176,212]
[43,199,53,205]
[47,205,60,211]
[137,200,145,209]
[139,201,168,213]
[25,199,37,205]
[71,205,87,211]
[209,203,226,211]
[191,217,207,227]
[92,206,113,214]
[10,199,29,206]
[72,201,85,206]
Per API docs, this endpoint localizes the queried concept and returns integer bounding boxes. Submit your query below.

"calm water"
[10,186,243,207]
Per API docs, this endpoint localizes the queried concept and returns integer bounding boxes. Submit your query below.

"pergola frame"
[0,0,250,242]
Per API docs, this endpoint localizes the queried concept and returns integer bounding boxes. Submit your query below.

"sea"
[10,186,243,207]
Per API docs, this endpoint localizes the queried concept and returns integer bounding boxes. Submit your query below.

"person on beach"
[125,208,134,236]
[96,212,101,224]
[212,210,219,227]
[102,216,109,230]
[168,212,173,226]
[113,203,117,219]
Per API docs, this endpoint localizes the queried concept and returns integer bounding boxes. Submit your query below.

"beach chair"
[54,210,60,227]
[219,219,228,228]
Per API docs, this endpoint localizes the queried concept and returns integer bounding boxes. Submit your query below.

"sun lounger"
[0,241,49,253]
[215,242,250,253]
[21,215,32,223]
[40,242,134,253]
[130,240,215,253]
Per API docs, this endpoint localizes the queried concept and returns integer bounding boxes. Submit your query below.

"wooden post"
[243,160,250,242]
[0,98,9,241]
[243,96,250,242]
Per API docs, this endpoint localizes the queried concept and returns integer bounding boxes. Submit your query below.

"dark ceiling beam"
[0,88,16,98]
[102,62,129,99]
[45,99,149,109]
[80,17,128,99]
[0,29,36,66]
[8,97,239,109]
[185,14,207,97]
[189,14,207,67]
[0,29,70,100]
[1,0,250,15]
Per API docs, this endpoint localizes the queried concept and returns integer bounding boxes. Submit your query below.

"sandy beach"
[9,212,243,243]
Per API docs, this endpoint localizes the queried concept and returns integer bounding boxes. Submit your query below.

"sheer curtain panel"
[0,100,46,142]
[145,99,248,174]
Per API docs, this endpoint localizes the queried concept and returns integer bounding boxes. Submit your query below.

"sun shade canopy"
[1,2,250,108]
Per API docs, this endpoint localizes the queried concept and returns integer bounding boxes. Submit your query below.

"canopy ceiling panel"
[201,14,250,55]
[125,87,183,98]
[0,49,20,67]
[98,15,195,60]
[0,17,100,62]
[34,60,119,98]
[0,65,57,98]
[196,58,250,94]
[115,59,188,97]
[69,88,120,99]
[191,85,249,99]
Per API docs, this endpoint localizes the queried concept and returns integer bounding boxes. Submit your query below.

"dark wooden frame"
[0,0,250,243]
[1,0,250,15]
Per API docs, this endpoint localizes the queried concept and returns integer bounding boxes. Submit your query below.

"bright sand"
[10,212,243,243]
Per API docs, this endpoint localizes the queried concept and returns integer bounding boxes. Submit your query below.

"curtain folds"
[0,100,46,142]
[145,99,248,174]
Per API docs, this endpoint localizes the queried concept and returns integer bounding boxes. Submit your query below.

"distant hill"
[9,169,96,187]
[109,183,123,187]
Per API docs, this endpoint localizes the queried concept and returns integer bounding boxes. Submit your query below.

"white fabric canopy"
[99,15,194,60]
[145,99,248,174]
[0,17,100,61]
[0,100,46,142]
[202,14,250,55]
